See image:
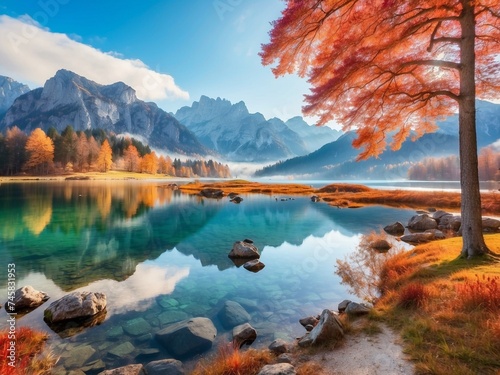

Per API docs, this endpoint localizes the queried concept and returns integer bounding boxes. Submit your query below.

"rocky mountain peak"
[0,75,30,116]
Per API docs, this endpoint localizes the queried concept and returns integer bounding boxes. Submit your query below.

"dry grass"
[296,362,329,375]
[179,180,315,196]
[191,344,272,375]
[373,234,500,374]
[0,327,55,375]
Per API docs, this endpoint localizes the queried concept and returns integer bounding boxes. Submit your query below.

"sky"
[0,0,315,123]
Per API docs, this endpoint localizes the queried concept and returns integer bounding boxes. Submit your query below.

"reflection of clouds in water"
[93,237,119,263]
[76,262,190,317]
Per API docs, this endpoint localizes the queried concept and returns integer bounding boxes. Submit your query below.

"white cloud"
[0,15,189,101]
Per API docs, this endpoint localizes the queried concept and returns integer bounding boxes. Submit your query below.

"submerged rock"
[155,317,216,358]
[218,301,251,329]
[123,317,151,336]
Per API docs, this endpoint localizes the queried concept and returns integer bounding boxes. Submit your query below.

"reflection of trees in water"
[22,189,53,235]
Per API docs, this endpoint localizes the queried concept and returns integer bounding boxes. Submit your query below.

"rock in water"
[228,241,260,259]
[218,301,251,329]
[243,259,265,272]
[407,214,438,231]
[155,318,216,358]
[144,359,185,375]
[383,222,405,236]
[44,291,106,323]
[7,285,49,312]
[232,323,257,348]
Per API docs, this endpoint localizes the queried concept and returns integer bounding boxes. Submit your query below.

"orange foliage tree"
[261,0,500,258]
[123,144,141,172]
[97,139,113,172]
[24,128,54,174]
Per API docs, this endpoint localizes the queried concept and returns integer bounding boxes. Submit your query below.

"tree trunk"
[458,1,489,258]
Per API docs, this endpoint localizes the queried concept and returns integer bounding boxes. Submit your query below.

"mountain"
[0,76,30,118]
[0,70,209,156]
[174,95,310,162]
[256,100,500,179]
[285,116,341,152]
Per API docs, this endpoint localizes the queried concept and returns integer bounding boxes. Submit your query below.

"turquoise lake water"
[0,181,416,373]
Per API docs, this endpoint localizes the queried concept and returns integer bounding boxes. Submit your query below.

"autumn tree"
[97,139,113,172]
[261,0,500,258]
[141,152,159,174]
[24,128,54,174]
[123,145,141,172]
[87,136,100,171]
[75,133,90,172]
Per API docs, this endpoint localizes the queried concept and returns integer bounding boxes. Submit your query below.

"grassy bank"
[180,180,500,215]
[373,234,500,374]
[0,171,178,182]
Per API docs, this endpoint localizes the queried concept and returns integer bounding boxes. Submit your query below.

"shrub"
[456,275,500,312]
[397,282,428,309]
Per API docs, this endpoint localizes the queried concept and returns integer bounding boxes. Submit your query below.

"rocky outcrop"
[228,241,260,259]
[383,222,405,236]
[408,214,438,231]
[218,301,251,329]
[155,317,217,358]
[338,300,351,313]
[44,291,106,323]
[299,309,344,347]
[0,75,30,116]
[232,323,257,348]
[7,285,49,312]
[257,364,296,375]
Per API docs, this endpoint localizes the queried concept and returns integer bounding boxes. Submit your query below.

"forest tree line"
[0,125,231,178]
[408,146,500,181]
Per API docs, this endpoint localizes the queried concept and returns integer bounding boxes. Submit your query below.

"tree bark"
[458,0,490,258]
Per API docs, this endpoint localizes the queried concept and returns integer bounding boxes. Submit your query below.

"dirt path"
[302,324,415,375]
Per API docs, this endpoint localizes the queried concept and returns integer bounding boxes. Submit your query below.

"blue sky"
[0,0,313,123]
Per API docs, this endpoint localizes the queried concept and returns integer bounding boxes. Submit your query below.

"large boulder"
[155,317,216,358]
[345,302,372,316]
[400,232,435,244]
[438,215,462,231]
[7,285,49,312]
[218,301,251,329]
[257,364,296,375]
[44,291,106,323]
[232,323,257,348]
[482,217,500,232]
[432,210,452,222]
[144,359,184,375]
[228,241,260,259]
[303,309,344,346]
[408,214,438,231]
[268,339,289,355]
[383,222,405,236]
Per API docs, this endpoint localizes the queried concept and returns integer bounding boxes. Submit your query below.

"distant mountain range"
[174,95,340,162]
[0,70,209,156]
[0,72,340,161]
[256,100,500,179]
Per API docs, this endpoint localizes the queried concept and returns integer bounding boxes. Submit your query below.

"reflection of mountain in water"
[0,183,416,291]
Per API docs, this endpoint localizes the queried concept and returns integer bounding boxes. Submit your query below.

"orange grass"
[373,234,500,374]
[0,327,55,375]
[191,344,272,375]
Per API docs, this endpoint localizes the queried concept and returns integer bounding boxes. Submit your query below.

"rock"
[158,310,189,325]
[338,299,352,313]
[108,342,135,358]
[424,229,446,240]
[276,353,293,364]
[428,207,437,212]
[228,241,260,259]
[218,301,251,329]
[144,359,184,375]
[230,196,243,203]
[123,317,151,336]
[257,363,296,375]
[298,334,313,348]
[7,285,49,312]
[106,326,124,340]
[155,317,216,358]
[408,214,438,231]
[299,316,319,328]
[432,210,452,221]
[64,345,96,368]
[438,215,462,231]
[370,239,392,251]
[383,222,405,236]
[44,291,106,323]
[243,259,265,272]
[269,338,289,355]
[311,195,320,202]
[345,302,371,316]
[401,232,435,244]
[306,309,344,346]
[232,323,257,348]
[482,217,500,232]
[98,364,145,375]
[200,188,224,199]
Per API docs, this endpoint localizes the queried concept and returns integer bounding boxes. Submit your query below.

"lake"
[0,181,416,373]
